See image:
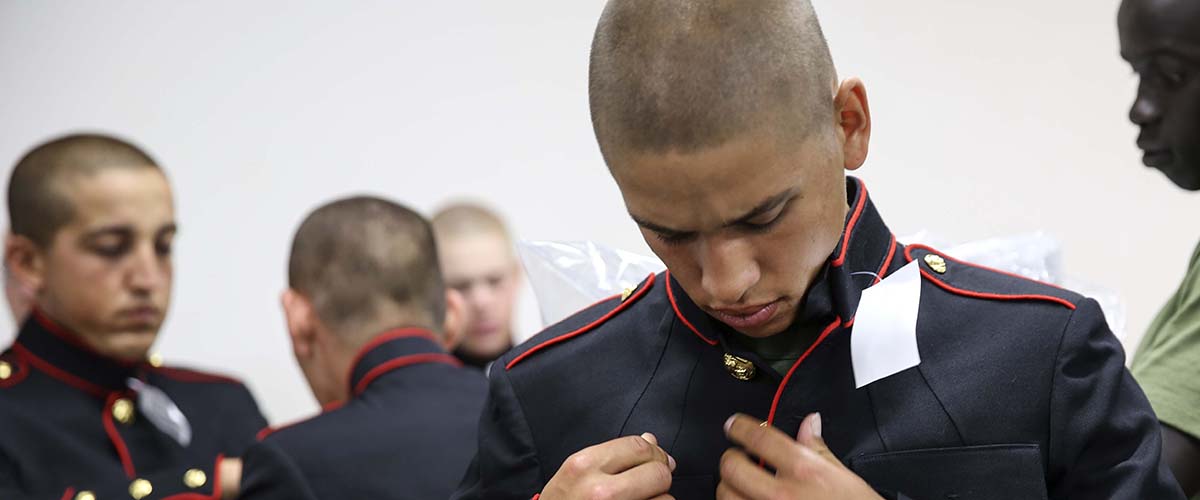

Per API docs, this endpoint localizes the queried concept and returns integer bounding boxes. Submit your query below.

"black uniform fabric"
[239,329,488,500]
[0,311,267,499]
[453,177,1184,500]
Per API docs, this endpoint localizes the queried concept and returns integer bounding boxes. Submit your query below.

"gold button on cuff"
[129,478,153,499]
[923,254,947,274]
[112,398,135,425]
[723,353,757,381]
[148,353,164,367]
[75,491,96,500]
[184,468,208,488]
[0,361,11,380]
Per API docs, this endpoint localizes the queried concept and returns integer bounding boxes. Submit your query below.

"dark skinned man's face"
[1119,0,1200,190]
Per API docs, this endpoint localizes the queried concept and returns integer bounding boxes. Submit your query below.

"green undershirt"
[732,321,825,376]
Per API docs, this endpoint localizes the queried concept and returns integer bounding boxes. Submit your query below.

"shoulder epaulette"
[505,273,657,371]
[905,244,1077,310]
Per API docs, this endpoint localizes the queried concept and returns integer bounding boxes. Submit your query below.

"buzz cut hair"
[7,133,161,246]
[288,196,446,337]
[431,202,513,245]
[588,0,837,164]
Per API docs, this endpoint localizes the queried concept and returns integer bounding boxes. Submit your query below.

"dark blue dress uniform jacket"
[238,328,488,500]
[453,177,1184,500]
[0,311,267,499]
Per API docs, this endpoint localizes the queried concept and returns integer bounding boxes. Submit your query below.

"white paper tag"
[851,261,923,388]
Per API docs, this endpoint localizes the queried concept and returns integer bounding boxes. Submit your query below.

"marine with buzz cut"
[453,1,1184,499]
[0,133,267,499]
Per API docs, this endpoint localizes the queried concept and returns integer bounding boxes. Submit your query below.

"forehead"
[56,168,174,230]
[612,134,832,228]
[439,232,514,277]
[1119,0,1200,59]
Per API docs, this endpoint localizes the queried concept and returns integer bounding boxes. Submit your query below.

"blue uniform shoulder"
[501,273,662,372]
[905,244,1083,310]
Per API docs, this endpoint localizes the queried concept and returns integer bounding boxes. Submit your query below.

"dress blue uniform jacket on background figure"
[453,177,1184,500]
[239,328,488,500]
[0,311,267,500]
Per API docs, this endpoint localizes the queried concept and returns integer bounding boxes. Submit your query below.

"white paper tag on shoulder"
[851,260,923,389]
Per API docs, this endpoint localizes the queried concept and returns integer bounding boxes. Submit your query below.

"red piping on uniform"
[347,328,439,384]
[0,354,29,388]
[102,392,137,478]
[766,317,842,426]
[831,179,868,268]
[354,353,462,396]
[32,309,139,368]
[60,488,75,500]
[531,495,540,500]
[665,271,718,346]
[905,243,1067,290]
[903,245,1076,310]
[873,234,898,286]
[507,274,656,370]
[151,367,241,385]
[12,343,109,398]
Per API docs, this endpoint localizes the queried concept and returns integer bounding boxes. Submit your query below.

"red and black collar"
[346,328,461,397]
[10,309,149,398]
[667,176,901,347]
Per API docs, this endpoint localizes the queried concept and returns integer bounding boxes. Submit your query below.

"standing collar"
[667,176,901,347]
[11,309,148,397]
[346,328,462,397]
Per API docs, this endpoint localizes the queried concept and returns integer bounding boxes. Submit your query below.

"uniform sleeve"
[236,440,319,500]
[1046,298,1185,499]
[452,365,544,500]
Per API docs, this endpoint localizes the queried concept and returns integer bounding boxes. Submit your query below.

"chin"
[1160,166,1200,191]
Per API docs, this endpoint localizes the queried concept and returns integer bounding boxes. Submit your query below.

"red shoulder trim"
[904,244,1076,310]
[60,488,75,500]
[151,366,242,385]
[831,178,868,268]
[506,274,656,371]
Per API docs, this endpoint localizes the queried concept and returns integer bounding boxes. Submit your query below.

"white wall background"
[1,0,1192,425]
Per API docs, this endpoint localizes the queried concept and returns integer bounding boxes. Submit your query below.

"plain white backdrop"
[1,0,1193,424]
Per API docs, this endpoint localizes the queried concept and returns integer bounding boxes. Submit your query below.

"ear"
[5,232,45,297]
[833,77,872,171]
[440,289,467,351]
[281,289,317,359]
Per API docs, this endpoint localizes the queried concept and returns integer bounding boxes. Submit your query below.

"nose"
[127,245,168,293]
[696,236,760,306]
[1129,83,1162,127]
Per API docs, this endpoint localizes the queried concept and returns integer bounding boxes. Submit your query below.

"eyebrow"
[83,222,178,239]
[630,188,797,236]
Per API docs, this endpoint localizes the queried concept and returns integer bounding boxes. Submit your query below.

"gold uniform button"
[75,491,96,500]
[620,287,634,302]
[112,398,135,425]
[129,478,153,499]
[0,361,11,380]
[148,353,164,367]
[923,254,948,274]
[723,353,757,381]
[184,468,208,488]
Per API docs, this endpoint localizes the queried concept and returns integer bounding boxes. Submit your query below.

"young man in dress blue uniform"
[453,1,1183,499]
[1,133,266,499]
[236,196,487,500]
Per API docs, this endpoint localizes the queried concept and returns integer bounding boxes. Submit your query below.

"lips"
[709,300,781,330]
[1137,135,1174,167]
[119,306,161,326]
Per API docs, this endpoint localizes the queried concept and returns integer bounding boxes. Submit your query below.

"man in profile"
[1120,0,1200,495]
[432,203,523,368]
[454,1,1182,498]
[237,196,487,500]
[1,133,265,499]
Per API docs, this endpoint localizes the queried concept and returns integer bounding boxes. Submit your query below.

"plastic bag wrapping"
[517,234,1127,342]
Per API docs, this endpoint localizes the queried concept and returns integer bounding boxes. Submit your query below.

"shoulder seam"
[905,244,1077,310]
[506,273,657,371]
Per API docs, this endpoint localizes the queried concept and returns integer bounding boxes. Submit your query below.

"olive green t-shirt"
[1132,240,1200,445]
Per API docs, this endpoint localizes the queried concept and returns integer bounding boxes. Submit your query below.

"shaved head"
[8,133,160,246]
[289,196,446,339]
[431,203,512,248]
[589,0,837,165]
